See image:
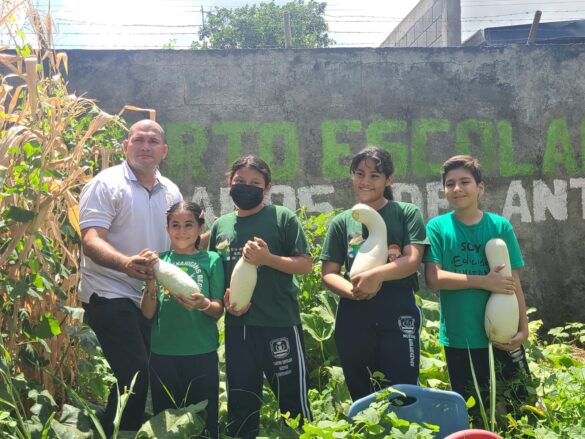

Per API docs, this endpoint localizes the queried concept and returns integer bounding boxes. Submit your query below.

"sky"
[13,0,585,49]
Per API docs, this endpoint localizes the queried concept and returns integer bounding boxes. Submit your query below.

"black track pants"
[334,286,422,401]
[83,294,151,436]
[149,351,219,439]
[225,325,312,439]
[444,345,532,419]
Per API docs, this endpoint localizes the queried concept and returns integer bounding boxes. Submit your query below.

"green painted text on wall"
[165,117,584,182]
[166,122,209,181]
[322,120,362,179]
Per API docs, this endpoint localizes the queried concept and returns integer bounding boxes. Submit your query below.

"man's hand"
[122,249,158,281]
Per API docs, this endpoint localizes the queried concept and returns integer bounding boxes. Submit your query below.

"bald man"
[79,120,182,434]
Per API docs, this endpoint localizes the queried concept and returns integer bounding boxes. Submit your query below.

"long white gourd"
[484,238,519,344]
[349,203,388,278]
[153,259,200,298]
[230,257,258,311]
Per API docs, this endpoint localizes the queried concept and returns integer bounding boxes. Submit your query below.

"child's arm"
[321,261,355,300]
[242,237,312,275]
[492,269,529,351]
[424,262,516,295]
[140,279,158,319]
[350,243,426,299]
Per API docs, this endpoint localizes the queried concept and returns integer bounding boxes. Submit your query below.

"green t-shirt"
[150,250,225,356]
[209,204,309,327]
[423,211,524,349]
[320,201,429,291]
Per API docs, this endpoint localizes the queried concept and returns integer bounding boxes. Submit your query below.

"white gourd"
[484,238,519,344]
[153,259,200,298]
[230,257,258,311]
[349,203,388,278]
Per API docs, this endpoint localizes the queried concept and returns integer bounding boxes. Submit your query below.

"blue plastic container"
[348,384,469,439]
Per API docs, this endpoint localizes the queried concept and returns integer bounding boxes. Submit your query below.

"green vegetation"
[195,0,333,49]
[1,3,585,439]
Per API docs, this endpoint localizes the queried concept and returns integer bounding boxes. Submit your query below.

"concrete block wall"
[66,45,585,328]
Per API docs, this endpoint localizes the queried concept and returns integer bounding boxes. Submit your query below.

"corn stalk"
[0,1,125,404]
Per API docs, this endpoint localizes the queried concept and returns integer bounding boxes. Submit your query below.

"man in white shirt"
[79,120,182,435]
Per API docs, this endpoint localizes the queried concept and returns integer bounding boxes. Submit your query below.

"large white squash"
[230,257,258,311]
[349,203,388,278]
[484,238,519,344]
[153,259,200,298]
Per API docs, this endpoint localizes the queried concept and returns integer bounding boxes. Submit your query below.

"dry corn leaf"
[24,57,38,115]
[64,190,82,238]
[118,104,156,121]
[71,111,114,161]
[7,84,25,115]
[0,54,21,76]
[55,52,67,75]
[47,178,60,194]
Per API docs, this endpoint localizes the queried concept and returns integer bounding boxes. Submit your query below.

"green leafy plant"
[2,5,585,439]
[198,0,334,49]
[136,402,206,438]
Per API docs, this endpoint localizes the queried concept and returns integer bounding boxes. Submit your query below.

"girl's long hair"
[350,146,394,200]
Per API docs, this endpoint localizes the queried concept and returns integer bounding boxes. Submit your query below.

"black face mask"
[229,184,265,210]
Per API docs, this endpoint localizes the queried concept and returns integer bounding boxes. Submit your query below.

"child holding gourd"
[141,201,224,439]
[208,155,312,439]
[423,155,530,416]
[320,146,429,401]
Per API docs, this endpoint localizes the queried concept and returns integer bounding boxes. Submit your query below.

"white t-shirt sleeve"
[79,177,119,230]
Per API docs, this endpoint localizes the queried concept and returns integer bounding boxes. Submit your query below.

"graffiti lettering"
[543,118,579,176]
[411,119,449,177]
[258,122,300,180]
[166,117,585,181]
[321,120,361,179]
[166,122,209,181]
[498,120,537,177]
[192,179,585,224]
[366,120,408,176]
[503,180,532,222]
[213,121,256,166]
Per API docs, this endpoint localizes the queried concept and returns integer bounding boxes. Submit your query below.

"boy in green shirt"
[423,155,530,417]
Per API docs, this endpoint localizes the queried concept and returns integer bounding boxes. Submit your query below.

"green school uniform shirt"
[423,211,524,349]
[209,204,309,327]
[320,201,429,291]
[150,250,224,356]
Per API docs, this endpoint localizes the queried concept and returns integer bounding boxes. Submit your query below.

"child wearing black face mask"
[208,155,313,439]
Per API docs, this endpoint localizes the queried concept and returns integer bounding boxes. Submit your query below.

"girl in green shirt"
[209,155,312,439]
[320,146,429,400]
[141,201,224,439]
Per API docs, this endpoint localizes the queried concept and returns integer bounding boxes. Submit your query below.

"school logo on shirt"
[347,233,364,259]
[216,238,231,261]
[174,261,204,291]
[388,244,402,262]
[398,315,416,335]
[270,337,290,359]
